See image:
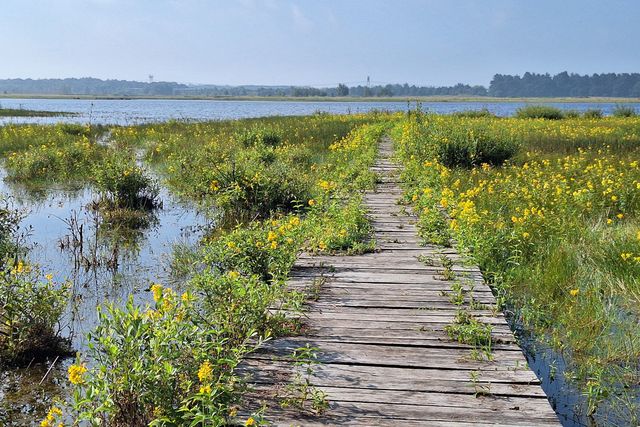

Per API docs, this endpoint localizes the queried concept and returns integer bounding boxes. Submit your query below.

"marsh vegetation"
[394,110,640,425]
[1,107,639,425]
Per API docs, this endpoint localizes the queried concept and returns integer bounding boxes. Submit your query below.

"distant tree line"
[0,78,488,97]
[0,78,188,96]
[489,72,640,97]
[1,73,639,98]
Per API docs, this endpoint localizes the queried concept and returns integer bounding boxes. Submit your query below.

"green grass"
[394,112,640,422]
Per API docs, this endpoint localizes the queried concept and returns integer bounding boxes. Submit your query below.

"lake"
[1,98,639,125]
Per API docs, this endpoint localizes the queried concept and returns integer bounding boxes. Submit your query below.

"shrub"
[201,215,303,282]
[68,289,260,426]
[0,265,69,365]
[191,272,281,345]
[583,109,603,119]
[0,200,22,264]
[515,105,565,120]
[612,104,637,117]
[205,151,311,221]
[475,134,518,166]
[436,135,474,168]
[434,128,518,169]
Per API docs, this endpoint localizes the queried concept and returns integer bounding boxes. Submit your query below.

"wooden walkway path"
[242,137,559,426]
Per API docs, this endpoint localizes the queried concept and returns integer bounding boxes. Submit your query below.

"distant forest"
[1,72,639,98]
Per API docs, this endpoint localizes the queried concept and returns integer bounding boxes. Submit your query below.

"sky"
[1,0,639,87]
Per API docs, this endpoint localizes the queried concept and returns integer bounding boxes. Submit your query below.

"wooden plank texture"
[241,136,559,425]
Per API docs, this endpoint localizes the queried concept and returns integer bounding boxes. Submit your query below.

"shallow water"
[0,167,209,425]
[1,98,639,125]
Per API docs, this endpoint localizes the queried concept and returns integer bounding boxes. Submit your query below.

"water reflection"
[0,167,209,425]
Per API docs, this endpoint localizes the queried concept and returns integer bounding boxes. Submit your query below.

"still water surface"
[1,97,639,125]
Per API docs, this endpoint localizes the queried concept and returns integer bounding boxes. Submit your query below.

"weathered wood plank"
[241,136,559,425]
[240,360,542,391]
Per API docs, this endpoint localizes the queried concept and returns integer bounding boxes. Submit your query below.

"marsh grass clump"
[432,126,518,169]
[563,109,581,118]
[452,108,496,118]
[206,153,311,222]
[583,108,603,118]
[93,156,161,211]
[515,105,565,120]
[237,127,283,147]
[0,203,70,365]
[612,104,637,117]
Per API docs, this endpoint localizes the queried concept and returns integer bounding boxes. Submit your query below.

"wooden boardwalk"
[242,137,559,426]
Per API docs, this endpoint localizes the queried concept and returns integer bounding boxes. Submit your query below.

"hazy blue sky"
[2,0,639,86]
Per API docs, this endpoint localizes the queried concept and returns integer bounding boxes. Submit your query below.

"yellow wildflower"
[198,361,213,383]
[151,283,163,302]
[245,417,256,427]
[308,199,316,206]
[68,363,87,385]
[621,253,632,261]
[228,271,240,280]
[319,180,332,191]
[45,273,54,281]
[289,216,300,227]
[569,289,579,297]
[199,384,212,394]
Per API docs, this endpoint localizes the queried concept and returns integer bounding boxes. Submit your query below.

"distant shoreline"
[2,94,640,103]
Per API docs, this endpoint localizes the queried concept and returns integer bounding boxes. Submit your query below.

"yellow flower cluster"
[68,363,87,385]
[40,406,63,427]
[197,360,213,383]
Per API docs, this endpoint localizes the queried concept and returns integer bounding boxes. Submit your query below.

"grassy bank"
[0,108,75,117]
[393,112,640,423]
